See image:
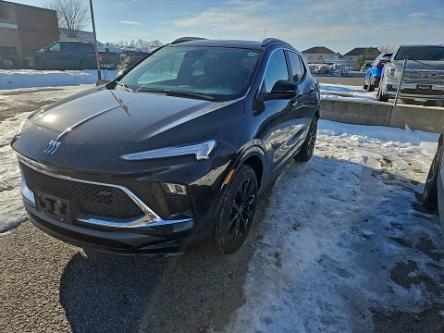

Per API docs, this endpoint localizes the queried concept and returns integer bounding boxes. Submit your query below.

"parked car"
[377,45,444,105]
[34,41,96,70]
[423,132,444,237]
[363,52,392,91]
[11,37,320,255]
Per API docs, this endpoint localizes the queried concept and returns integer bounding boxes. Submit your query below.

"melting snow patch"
[221,120,442,333]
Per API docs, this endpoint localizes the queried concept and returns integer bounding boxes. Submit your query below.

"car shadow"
[57,154,443,333]
[59,186,273,333]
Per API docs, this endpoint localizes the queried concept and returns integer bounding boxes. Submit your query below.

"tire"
[367,77,375,91]
[294,116,318,162]
[377,85,388,102]
[214,165,258,255]
[423,142,443,210]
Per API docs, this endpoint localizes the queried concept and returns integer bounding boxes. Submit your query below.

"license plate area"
[36,192,72,223]
[417,84,432,91]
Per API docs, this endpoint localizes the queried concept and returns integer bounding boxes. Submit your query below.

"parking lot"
[1,86,443,332]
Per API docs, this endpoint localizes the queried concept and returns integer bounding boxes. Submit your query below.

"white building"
[301,46,339,64]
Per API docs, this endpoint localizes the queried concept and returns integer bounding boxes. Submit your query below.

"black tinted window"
[76,43,94,52]
[394,46,444,61]
[121,46,261,101]
[287,52,305,81]
[61,43,74,52]
[263,50,289,93]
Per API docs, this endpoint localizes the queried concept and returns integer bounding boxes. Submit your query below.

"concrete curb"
[320,99,444,132]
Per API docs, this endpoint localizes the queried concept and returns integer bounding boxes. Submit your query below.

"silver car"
[377,45,444,105]
[423,133,444,237]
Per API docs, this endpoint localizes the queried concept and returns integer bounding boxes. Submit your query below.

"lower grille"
[403,71,444,84]
[401,88,444,96]
[20,163,143,219]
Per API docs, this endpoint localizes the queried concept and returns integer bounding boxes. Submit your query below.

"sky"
[11,0,444,54]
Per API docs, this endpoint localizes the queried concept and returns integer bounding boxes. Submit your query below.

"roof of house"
[301,46,336,55]
[344,47,380,57]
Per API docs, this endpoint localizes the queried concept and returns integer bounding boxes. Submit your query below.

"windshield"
[394,46,444,61]
[119,46,262,101]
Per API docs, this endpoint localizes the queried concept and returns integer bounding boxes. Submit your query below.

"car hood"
[13,87,243,172]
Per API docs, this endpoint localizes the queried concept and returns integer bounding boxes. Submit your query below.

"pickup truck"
[34,41,96,70]
[377,45,444,106]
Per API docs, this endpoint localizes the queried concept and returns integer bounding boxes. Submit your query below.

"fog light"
[164,183,188,195]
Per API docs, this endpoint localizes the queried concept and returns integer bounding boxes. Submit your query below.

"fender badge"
[43,140,61,155]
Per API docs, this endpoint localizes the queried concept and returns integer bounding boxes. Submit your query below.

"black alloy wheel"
[214,165,258,254]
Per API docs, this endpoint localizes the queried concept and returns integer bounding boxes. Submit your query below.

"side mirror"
[264,80,298,100]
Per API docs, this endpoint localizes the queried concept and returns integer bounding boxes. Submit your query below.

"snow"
[0,69,117,90]
[0,86,443,332]
[320,83,380,103]
[0,85,92,232]
[221,120,442,333]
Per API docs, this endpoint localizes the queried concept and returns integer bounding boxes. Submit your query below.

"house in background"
[0,0,59,66]
[343,47,381,68]
[301,46,339,64]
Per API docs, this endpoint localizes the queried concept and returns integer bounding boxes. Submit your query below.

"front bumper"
[21,176,199,255]
[384,79,444,101]
[17,152,231,254]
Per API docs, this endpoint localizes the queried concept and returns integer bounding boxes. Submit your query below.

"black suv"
[12,37,320,255]
[34,41,96,70]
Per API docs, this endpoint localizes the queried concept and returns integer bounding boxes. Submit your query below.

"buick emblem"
[43,140,61,155]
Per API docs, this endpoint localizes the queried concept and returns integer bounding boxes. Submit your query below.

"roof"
[169,38,294,51]
[301,46,336,55]
[344,47,380,57]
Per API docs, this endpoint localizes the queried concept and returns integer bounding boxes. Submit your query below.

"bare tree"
[47,0,89,38]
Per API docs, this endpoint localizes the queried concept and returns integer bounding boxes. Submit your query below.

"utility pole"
[89,0,101,81]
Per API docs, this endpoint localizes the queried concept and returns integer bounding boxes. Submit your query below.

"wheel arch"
[230,145,266,189]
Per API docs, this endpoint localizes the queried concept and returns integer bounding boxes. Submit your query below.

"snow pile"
[221,120,441,333]
[320,83,379,103]
[0,85,91,232]
[0,112,30,232]
[0,69,117,90]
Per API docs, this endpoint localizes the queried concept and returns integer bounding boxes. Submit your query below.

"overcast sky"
[12,0,444,53]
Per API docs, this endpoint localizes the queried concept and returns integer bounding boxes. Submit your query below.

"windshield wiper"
[137,87,214,101]
[115,80,132,92]
[164,90,215,101]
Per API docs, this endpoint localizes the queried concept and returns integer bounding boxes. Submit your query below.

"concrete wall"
[320,99,444,133]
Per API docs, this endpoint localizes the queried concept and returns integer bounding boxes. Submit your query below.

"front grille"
[401,88,444,96]
[20,163,143,219]
[403,70,444,84]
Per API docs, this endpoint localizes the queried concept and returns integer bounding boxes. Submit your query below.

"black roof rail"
[171,37,207,44]
[261,38,293,48]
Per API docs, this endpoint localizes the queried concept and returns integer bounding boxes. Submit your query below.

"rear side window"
[262,50,289,93]
[76,43,94,52]
[61,43,74,53]
[287,51,305,82]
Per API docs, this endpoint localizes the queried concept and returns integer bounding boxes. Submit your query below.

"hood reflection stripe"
[56,104,120,141]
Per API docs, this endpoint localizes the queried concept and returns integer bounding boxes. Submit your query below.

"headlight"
[120,139,217,161]
[388,68,398,78]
